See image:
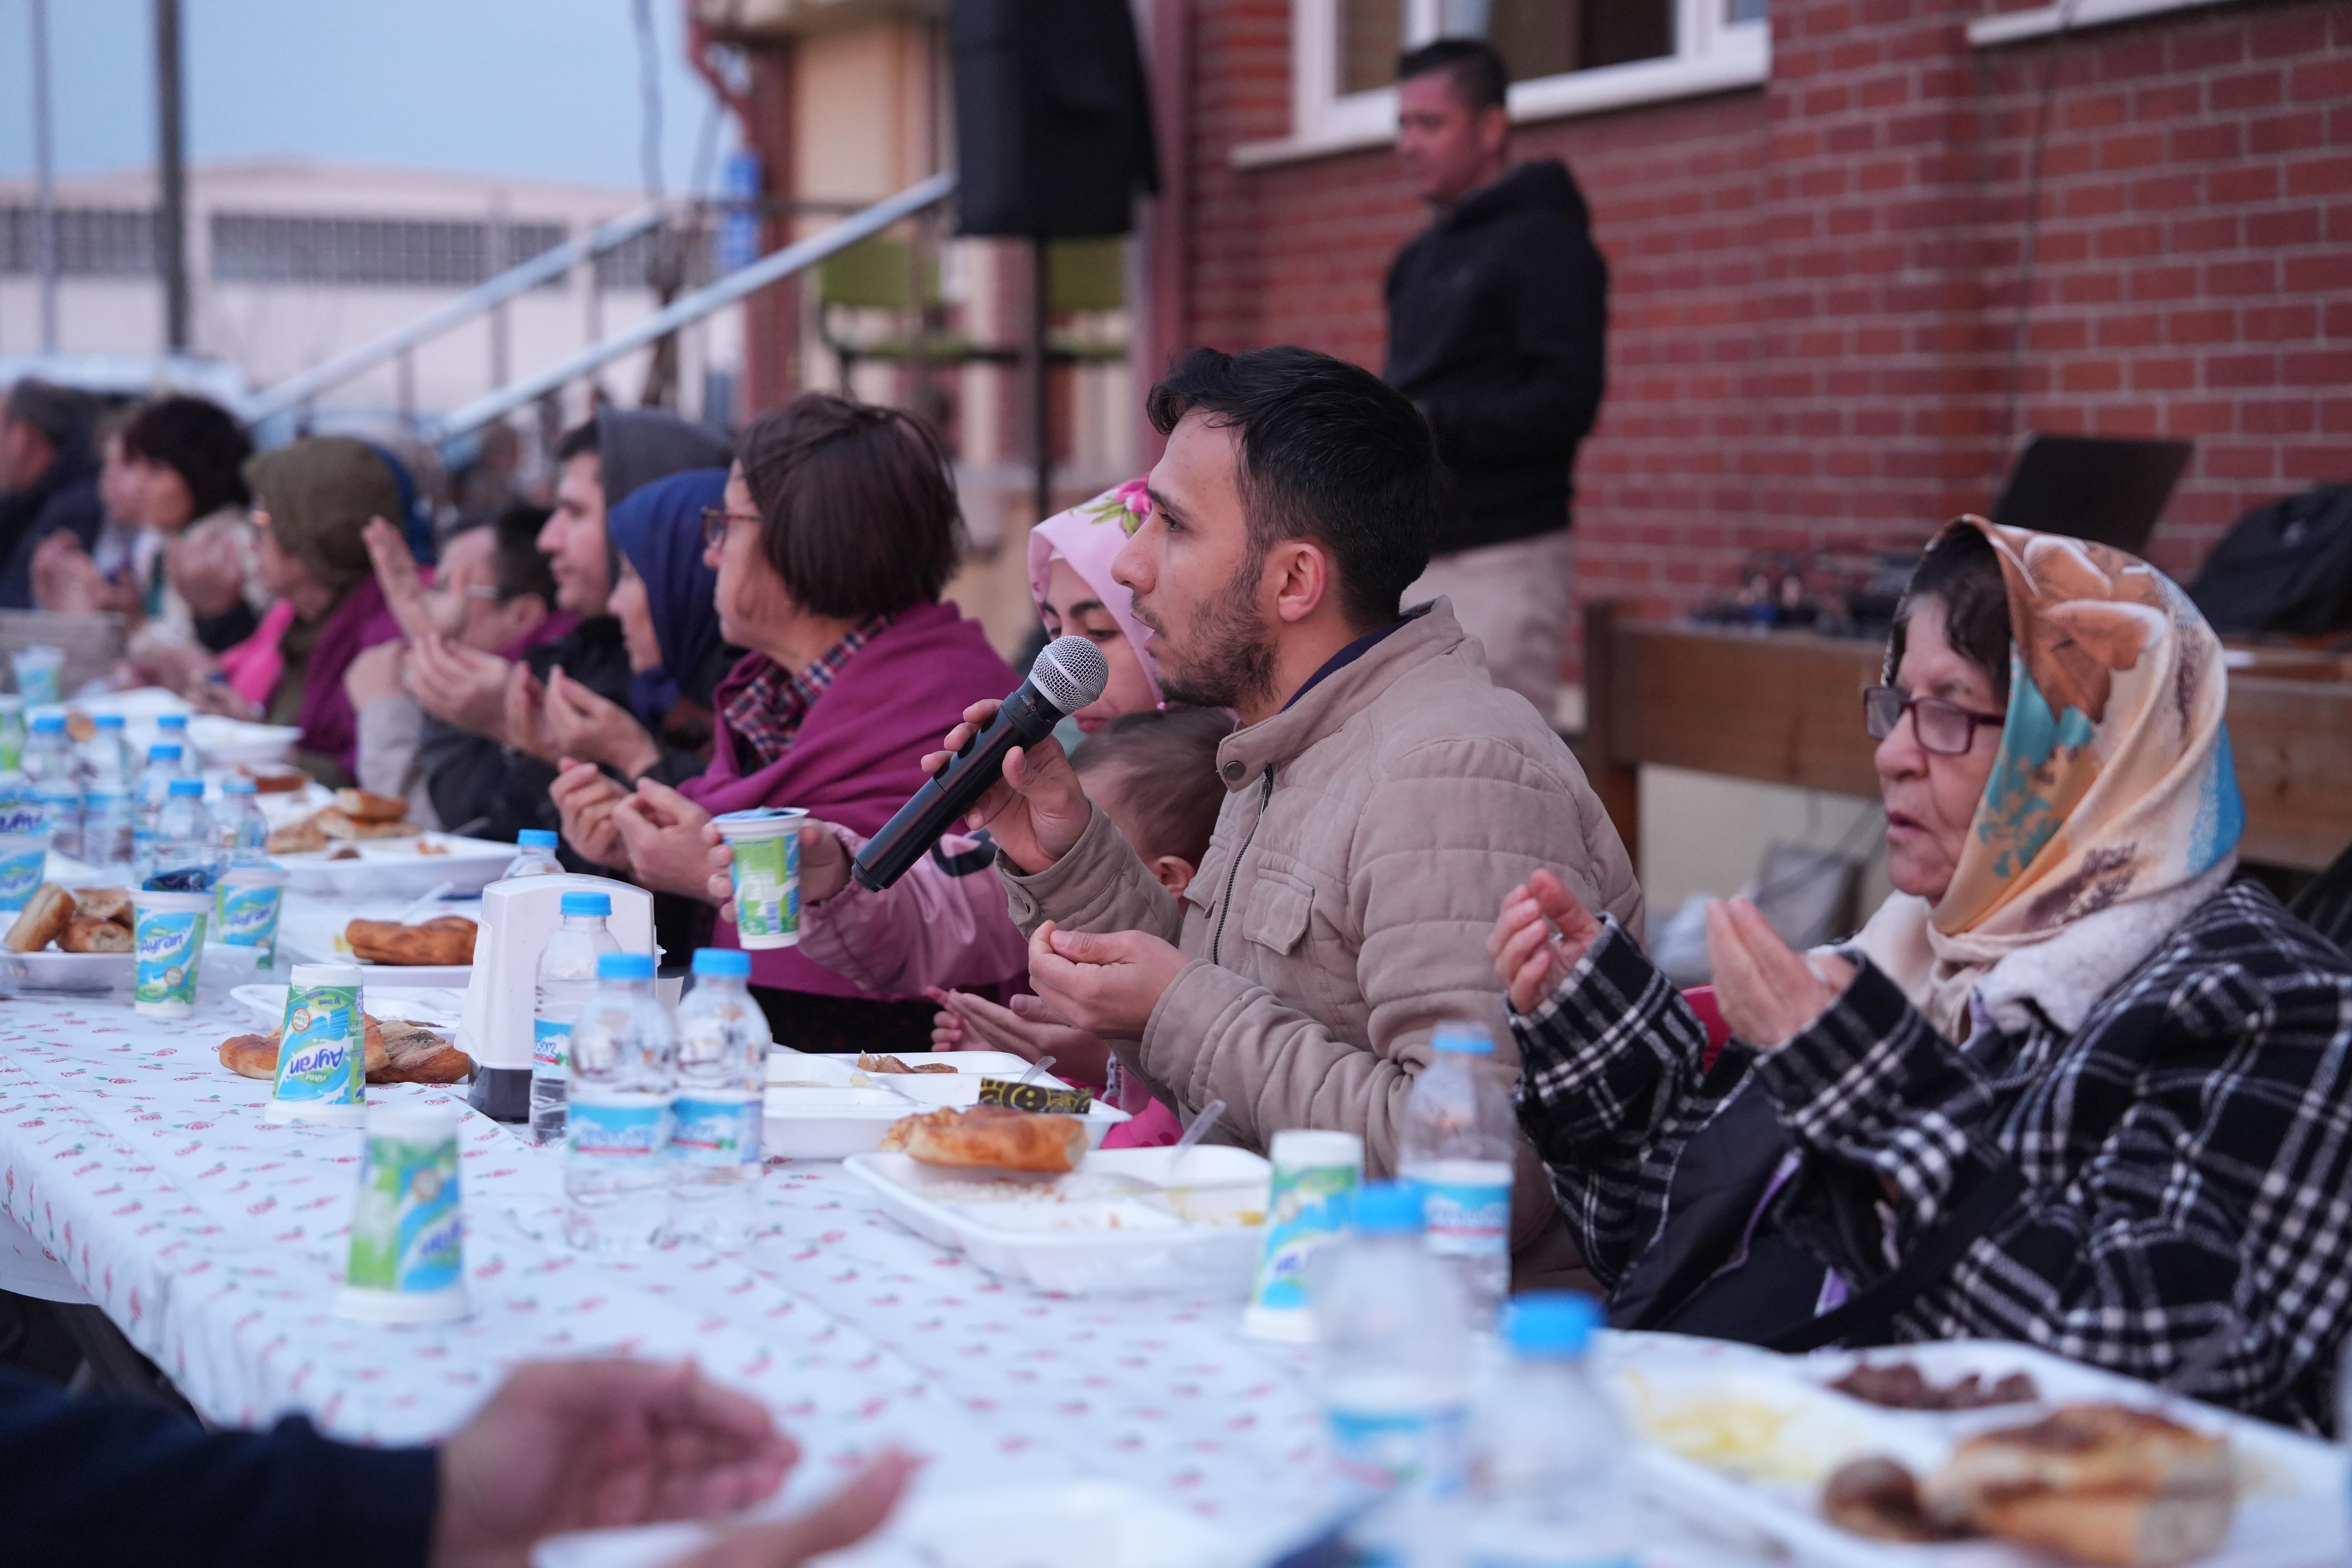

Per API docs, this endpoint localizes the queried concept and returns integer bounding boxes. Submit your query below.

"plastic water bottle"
[501,828,564,880]
[532,891,621,1145]
[1401,1022,1519,1327]
[154,711,203,775]
[132,744,183,882]
[24,714,80,858]
[670,948,770,1247]
[79,714,135,866]
[150,778,216,889]
[1318,1180,1474,1509]
[214,775,269,869]
[1466,1294,1637,1568]
[564,950,674,1252]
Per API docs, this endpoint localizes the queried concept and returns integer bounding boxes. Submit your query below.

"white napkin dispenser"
[461,874,655,1123]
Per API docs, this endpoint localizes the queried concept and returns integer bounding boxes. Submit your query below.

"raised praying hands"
[364,514,444,643]
[1487,869,1605,1015]
[551,760,631,869]
[1704,897,1855,1049]
[927,986,1113,1085]
[406,633,514,742]
[543,666,662,779]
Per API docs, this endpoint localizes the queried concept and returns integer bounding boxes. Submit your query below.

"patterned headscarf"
[1856,516,2244,1038]
[1026,478,1159,703]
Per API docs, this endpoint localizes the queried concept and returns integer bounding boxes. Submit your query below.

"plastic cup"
[1242,1128,1365,1343]
[9,647,62,705]
[715,807,807,950]
[0,832,49,913]
[336,1101,469,1324]
[211,865,289,967]
[266,962,367,1126]
[131,889,212,1018]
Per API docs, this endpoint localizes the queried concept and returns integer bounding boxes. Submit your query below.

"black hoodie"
[1384,159,1608,553]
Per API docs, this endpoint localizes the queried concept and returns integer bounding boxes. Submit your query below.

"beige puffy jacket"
[1002,600,1643,1234]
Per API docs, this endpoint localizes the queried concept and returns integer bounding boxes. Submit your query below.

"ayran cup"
[266,962,367,1126]
[131,888,212,1018]
[337,1100,469,1324]
[211,864,290,967]
[1242,1128,1365,1343]
[714,807,808,950]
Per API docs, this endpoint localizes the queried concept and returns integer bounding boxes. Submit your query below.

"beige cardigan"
[1002,599,1643,1231]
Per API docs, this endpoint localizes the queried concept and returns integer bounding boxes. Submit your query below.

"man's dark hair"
[119,395,253,517]
[1889,524,2013,706]
[491,502,559,605]
[1397,37,1510,113]
[554,421,599,464]
[1074,707,1237,867]
[736,393,963,620]
[3,380,98,455]
[1146,346,1440,628]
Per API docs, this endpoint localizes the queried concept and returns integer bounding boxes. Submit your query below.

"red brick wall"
[1172,0,2352,665]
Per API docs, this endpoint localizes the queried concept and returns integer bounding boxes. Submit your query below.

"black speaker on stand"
[950,0,1159,525]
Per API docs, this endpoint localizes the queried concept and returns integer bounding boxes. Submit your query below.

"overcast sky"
[0,0,731,192]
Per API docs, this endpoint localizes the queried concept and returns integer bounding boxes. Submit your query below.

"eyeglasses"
[699,506,761,552]
[1863,685,2005,756]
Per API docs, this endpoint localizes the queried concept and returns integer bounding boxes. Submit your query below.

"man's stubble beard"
[1141,549,1277,713]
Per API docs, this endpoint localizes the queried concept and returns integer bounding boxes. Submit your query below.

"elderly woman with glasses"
[1492,517,2352,1432]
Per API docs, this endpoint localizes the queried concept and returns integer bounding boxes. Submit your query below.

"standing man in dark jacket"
[0,380,103,609]
[1384,39,1606,721]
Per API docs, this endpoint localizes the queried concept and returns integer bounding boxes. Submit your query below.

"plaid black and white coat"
[1510,880,2352,1433]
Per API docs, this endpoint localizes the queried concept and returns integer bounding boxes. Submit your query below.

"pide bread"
[58,914,133,953]
[68,886,132,925]
[878,1104,1087,1173]
[345,916,477,966]
[266,817,328,855]
[332,788,410,823]
[316,808,421,841]
[4,885,75,953]
[220,1015,472,1085]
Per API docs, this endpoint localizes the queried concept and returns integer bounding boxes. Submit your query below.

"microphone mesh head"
[1031,635,1111,715]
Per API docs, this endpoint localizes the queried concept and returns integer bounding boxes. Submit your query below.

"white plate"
[69,688,301,766]
[270,833,515,897]
[764,1051,1129,1161]
[0,948,132,993]
[276,909,475,988]
[845,1145,1266,1296]
[1603,1333,2351,1568]
[232,982,469,1032]
[533,1479,1244,1568]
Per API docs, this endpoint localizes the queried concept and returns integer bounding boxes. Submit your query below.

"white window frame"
[1235,0,1770,169]
[1969,0,2256,48]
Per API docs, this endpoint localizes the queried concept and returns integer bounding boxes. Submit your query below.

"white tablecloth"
[0,926,1332,1554]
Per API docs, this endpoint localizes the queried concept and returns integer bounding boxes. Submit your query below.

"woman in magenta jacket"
[551,394,1015,1054]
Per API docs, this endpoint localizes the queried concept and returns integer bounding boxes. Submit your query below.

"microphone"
[850,635,1110,892]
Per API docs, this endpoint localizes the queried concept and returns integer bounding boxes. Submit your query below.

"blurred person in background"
[553,395,1015,1052]
[348,503,565,827]
[376,407,730,843]
[114,395,264,650]
[1385,37,1607,721]
[0,379,103,608]
[204,437,409,785]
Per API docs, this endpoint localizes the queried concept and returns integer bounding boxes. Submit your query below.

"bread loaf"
[266,816,328,855]
[317,808,421,841]
[345,916,477,966]
[68,886,131,925]
[4,885,75,953]
[220,1014,471,1085]
[332,788,409,823]
[58,914,132,953]
[879,1104,1088,1173]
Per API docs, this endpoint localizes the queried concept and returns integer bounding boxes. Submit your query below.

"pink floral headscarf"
[1025,478,1160,704]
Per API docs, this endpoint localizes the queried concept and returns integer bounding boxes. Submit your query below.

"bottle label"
[567,1093,670,1161]
[1326,1400,1468,1501]
[672,1092,762,1167]
[532,1017,571,1071]
[1414,1168,1512,1259]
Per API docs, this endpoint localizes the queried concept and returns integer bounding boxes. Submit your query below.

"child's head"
[1072,707,1236,895]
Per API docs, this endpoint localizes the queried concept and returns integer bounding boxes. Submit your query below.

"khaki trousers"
[1405,529,1574,721]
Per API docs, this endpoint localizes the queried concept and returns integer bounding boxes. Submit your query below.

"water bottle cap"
[691,948,752,978]
[94,713,124,729]
[598,951,656,981]
[147,743,183,761]
[222,775,256,794]
[167,778,205,797]
[30,715,63,733]
[559,891,613,918]
[1431,1022,1495,1056]
[157,712,188,728]
[517,829,559,848]
[1504,1292,1602,1359]
[1351,1180,1423,1236]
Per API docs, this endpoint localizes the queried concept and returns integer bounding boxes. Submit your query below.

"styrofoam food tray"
[0,948,132,993]
[69,687,301,766]
[533,1478,1245,1568]
[233,983,468,1032]
[276,908,475,988]
[764,1050,1128,1159]
[1603,1332,2350,1568]
[272,834,515,897]
[844,1144,1267,1296]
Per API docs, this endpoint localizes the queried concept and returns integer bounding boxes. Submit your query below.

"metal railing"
[422,171,958,445]
[241,202,673,422]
